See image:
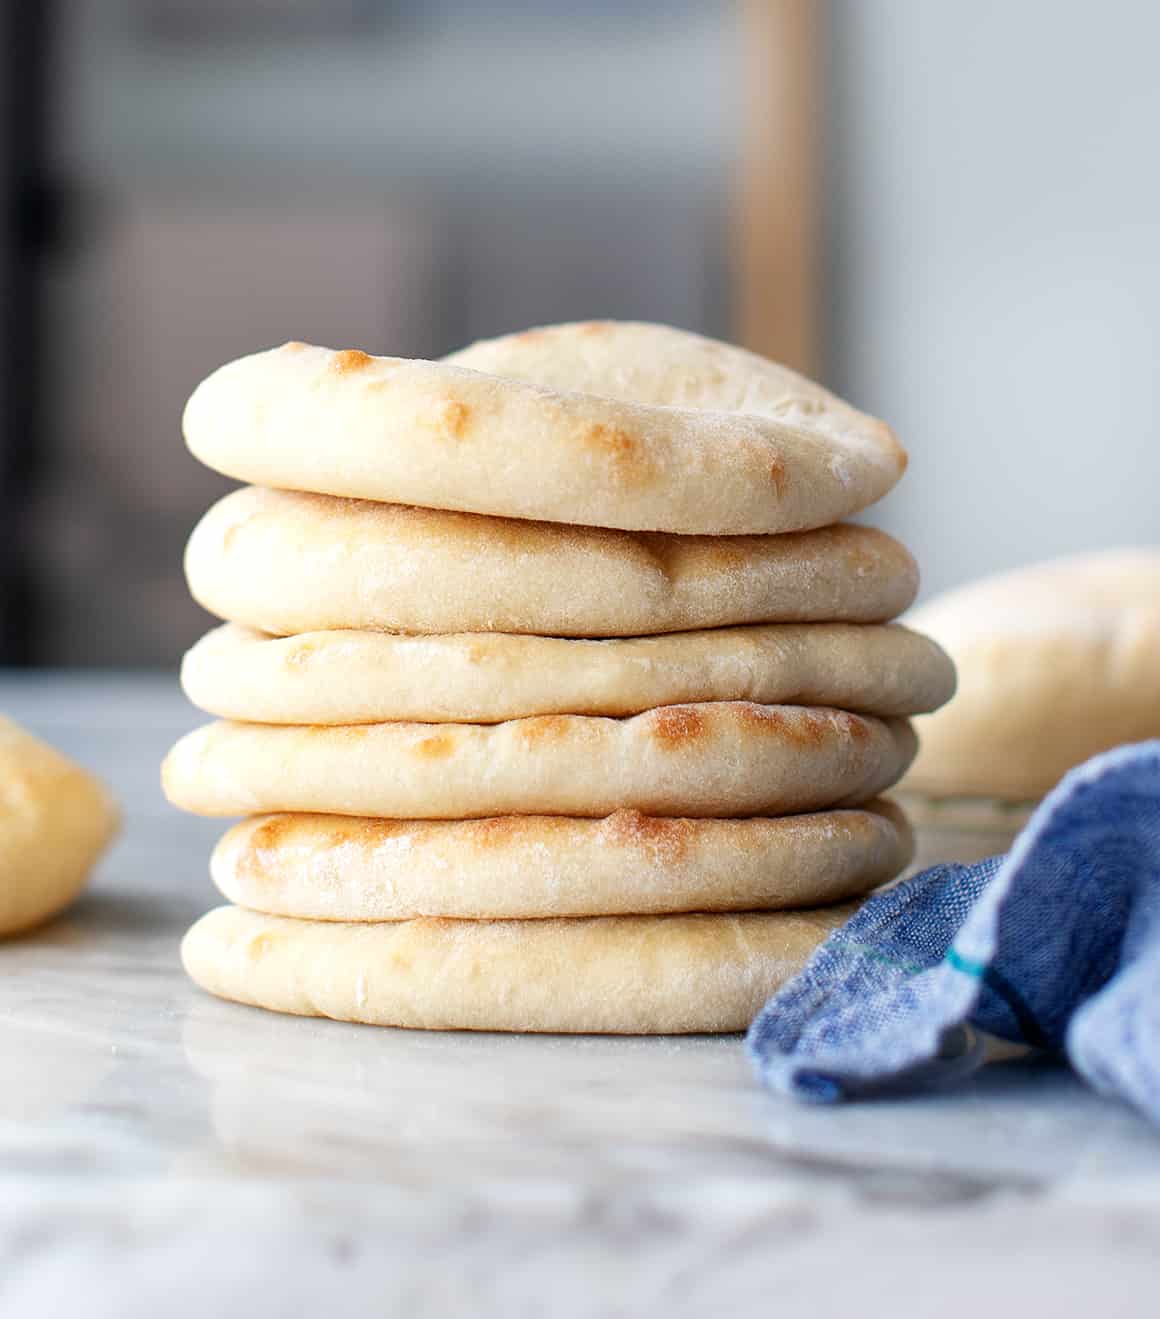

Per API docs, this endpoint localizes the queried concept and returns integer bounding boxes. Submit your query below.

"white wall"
[826,1,1160,597]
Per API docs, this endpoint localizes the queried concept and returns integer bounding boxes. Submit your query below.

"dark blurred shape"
[0,2,53,664]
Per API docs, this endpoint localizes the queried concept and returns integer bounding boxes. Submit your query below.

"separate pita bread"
[902,549,1160,800]
[182,621,955,725]
[181,902,854,1033]
[182,323,906,535]
[0,717,119,937]
[211,801,912,920]
[162,703,916,820]
[185,487,918,638]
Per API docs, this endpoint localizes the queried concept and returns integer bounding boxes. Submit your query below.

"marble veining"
[2,675,1159,1316]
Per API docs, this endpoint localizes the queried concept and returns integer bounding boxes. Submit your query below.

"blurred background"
[1,0,1157,668]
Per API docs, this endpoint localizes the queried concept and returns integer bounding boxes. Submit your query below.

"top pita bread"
[183,322,906,535]
[901,549,1160,800]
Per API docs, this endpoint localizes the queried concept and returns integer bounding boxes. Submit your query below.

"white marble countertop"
[2,673,1159,1317]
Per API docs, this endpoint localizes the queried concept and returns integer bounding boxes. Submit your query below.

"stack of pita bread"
[163,321,954,1032]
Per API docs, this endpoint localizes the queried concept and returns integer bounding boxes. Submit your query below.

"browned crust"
[330,348,374,374]
[650,706,707,747]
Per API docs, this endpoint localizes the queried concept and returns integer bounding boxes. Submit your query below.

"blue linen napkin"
[747,740,1160,1124]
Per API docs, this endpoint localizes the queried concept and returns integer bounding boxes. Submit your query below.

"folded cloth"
[747,741,1160,1124]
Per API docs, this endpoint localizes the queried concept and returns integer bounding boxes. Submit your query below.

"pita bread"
[181,902,854,1033]
[902,549,1160,800]
[182,323,906,535]
[0,717,119,937]
[184,487,918,638]
[181,621,955,725]
[162,703,916,820]
[211,801,912,921]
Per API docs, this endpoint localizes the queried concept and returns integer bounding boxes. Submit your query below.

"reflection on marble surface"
[2,675,1159,1315]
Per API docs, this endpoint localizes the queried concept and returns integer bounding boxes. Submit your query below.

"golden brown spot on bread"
[700,538,748,571]
[246,932,274,960]
[467,817,521,848]
[737,703,827,748]
[412,396,472,440]
[438,399,471,438]
[352,818,409,842]
[305,724,368,742]
[834,709,873,743]
[579,321,613,336]
[414,732,454,759]
[282,341,307,352]
[580,422,650,487]
[584,422,637,460]
[331,348,373,374]
[738,704,873,749]
[516,715,571,748]
[236,816,296,886]
[604,810,693,864]
[514,328,548,345]
[769,455,789,497]
[651,706,706,748]
[248,816,292,851]
[250,815,404,857]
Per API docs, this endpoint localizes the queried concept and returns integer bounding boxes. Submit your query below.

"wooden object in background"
[733,0,823,376]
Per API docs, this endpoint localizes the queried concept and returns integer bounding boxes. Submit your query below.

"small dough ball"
[0,716,119,937]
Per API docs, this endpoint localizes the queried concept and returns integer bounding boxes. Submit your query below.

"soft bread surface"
[182,621,955,725]
[183,323,905,536]
[211,802,913,920]
[184,487,919,638]
[162,703,916,821]
[0,717,119,936]
[903,549,1160,800]
[181,903,854,1033]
